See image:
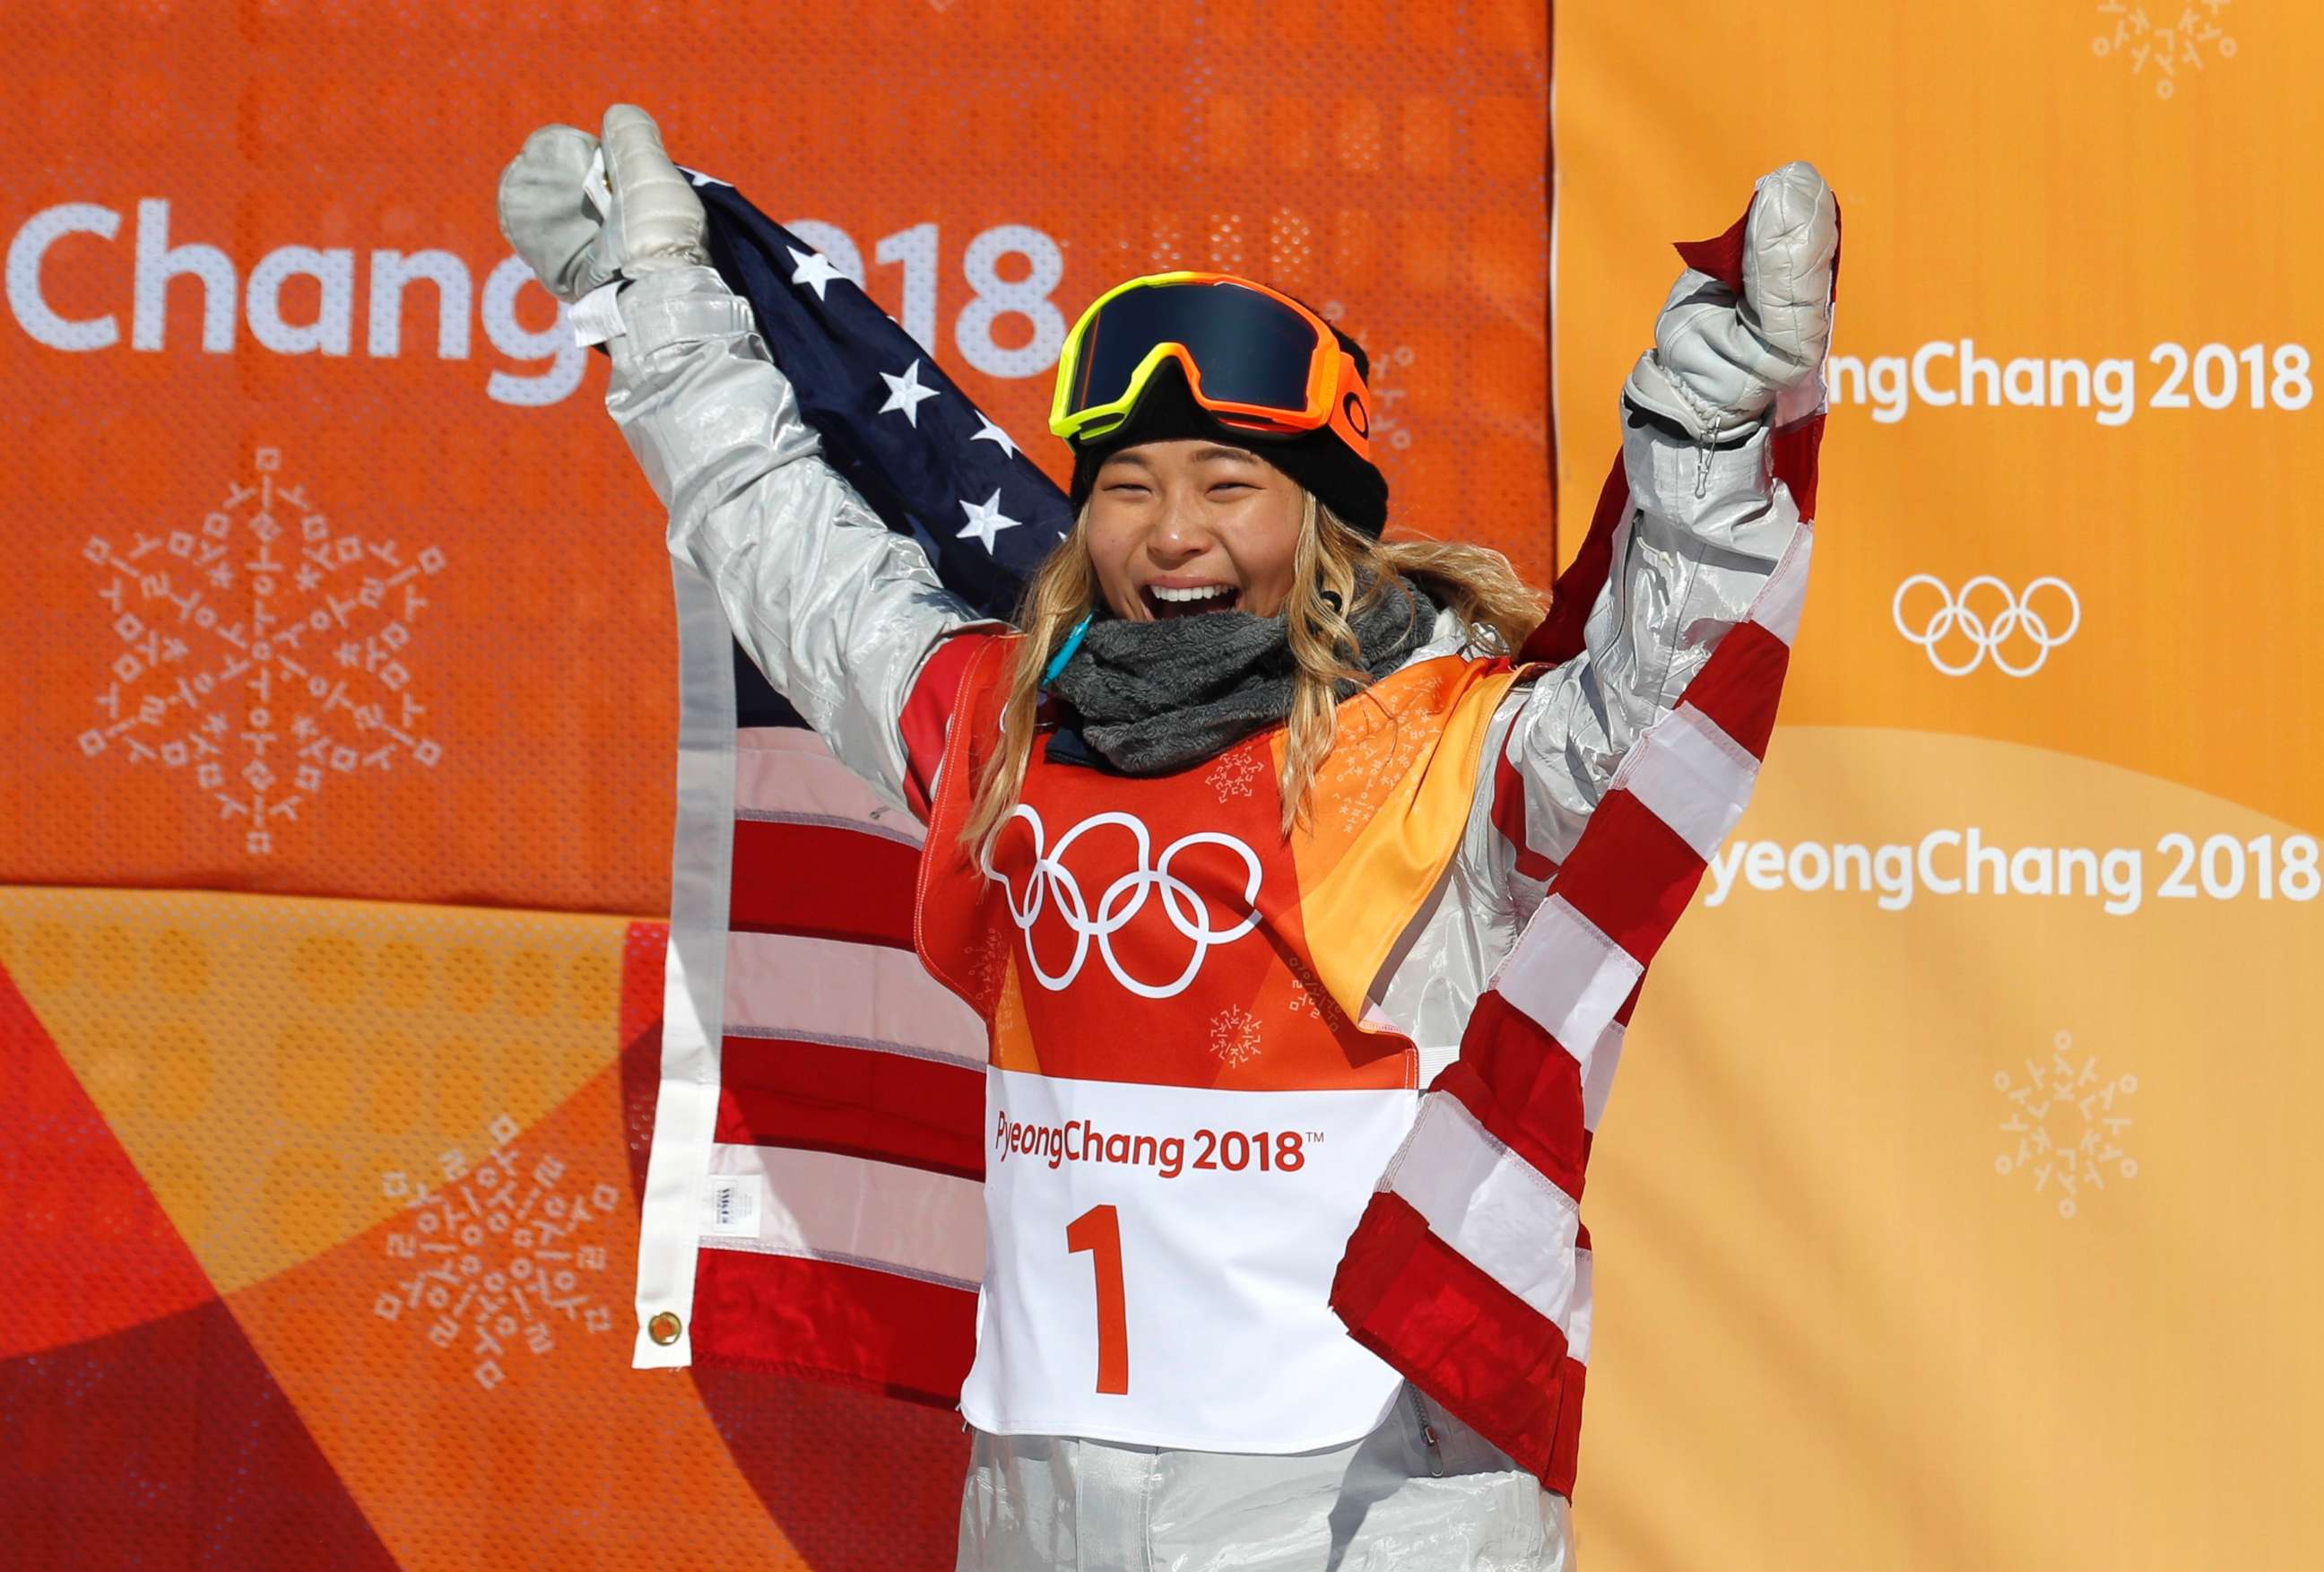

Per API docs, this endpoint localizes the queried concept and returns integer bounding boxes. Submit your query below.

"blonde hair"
[960,492,1546,846]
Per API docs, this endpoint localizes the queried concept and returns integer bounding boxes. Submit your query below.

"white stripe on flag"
[704,1142,984,1290]
[1747,523,1814,647]
[1568,1247,1596,1367]
[1580,1020,1626,1133]
[634,557,746,1370]
[724,931,984,1064]
[1385,1092,1580,1326]
[1614,702,1760,862]
[734,725,927,844]
[1494,895,1643,1064]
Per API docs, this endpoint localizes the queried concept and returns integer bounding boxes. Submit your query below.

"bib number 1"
[1065,1204,1129,1395]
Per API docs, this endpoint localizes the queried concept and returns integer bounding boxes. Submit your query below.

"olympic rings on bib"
[1891,574,2081,678]
[979,807,1262,1000]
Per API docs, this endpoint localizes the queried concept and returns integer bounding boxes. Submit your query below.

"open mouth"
[1141,583,1242,620]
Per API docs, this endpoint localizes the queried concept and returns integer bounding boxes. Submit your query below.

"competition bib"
[958,1066,1418,1452]
[917,646,1528,1450]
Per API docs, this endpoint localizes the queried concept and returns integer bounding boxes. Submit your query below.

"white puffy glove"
[1622,161,1838,441]
[495,103,708,306]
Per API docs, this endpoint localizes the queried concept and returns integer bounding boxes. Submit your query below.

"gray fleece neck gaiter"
[1045,574,1439,777]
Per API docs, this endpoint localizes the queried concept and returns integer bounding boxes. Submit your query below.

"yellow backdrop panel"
[1556,3,2319,1567]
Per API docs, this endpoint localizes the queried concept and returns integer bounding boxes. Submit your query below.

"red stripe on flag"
[729,819,920,951]
[1772,412,1826,519]
[716,1035,985,1181]
[1546,791,1707,962]
[1522,454,1629,667]
[1675,621,1791,761]
[1673,205,1750,292]
[1491,743,1559,882]
[1434,1002,1588,1201]
[1330,1191,1576,1493]
[1548,1356,1589,1492]
[691,1249,976,1408]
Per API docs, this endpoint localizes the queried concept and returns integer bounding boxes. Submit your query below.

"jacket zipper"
[1408,1385,1444,1478]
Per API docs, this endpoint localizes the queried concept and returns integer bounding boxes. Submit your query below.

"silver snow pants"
[957,1385,1574,1570]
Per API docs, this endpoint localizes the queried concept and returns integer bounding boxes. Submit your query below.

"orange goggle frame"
[1048,272,1373,462]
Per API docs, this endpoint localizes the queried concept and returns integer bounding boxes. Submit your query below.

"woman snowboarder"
[500,105,1836,1571]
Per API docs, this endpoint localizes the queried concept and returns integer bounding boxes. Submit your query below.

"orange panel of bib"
[918,645,1523,1094]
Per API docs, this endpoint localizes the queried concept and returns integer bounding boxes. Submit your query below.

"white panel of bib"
[959,1067,1418,1453]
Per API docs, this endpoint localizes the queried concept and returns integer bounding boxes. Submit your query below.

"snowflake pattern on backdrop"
[80,446,446,855]
[1210,1003,1263,1066]
[375,1115,619,1389]
[1993,1031,2139,1220]
[2093,1,2237,100]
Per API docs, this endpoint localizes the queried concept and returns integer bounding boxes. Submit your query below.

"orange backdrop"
[3,0,1552,916]
[3,4,1551,1569]
[1557,4,2322,1568]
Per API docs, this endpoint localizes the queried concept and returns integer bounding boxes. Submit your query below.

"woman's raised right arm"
[499,107,983,811]
[603,263,980,812]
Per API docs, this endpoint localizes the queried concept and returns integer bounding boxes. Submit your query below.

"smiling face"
[1083,439,1306,621]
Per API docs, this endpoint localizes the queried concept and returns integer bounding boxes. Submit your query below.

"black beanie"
[1064,325,1389,537]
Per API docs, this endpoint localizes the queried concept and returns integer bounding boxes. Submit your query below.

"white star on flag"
[879,359,941,427]
[958,489,1023,552]
[787,248,845,301]
[969,413,1019,459]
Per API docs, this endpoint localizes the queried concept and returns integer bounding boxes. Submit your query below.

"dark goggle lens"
[1070,281,1322,421]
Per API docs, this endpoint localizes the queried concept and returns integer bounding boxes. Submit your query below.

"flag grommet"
[647,1311,683,1346]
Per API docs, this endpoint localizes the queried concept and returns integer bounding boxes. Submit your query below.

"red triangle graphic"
[0,960,220,1359]
[0,1295,398,1568]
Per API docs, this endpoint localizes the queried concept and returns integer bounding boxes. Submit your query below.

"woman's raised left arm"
[1471,162,1837,890]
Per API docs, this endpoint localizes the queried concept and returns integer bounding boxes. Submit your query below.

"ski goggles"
[1049,272,1373,460]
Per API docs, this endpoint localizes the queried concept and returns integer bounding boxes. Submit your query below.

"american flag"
[1329,204,1834,1491]
[627,173,1059,1401]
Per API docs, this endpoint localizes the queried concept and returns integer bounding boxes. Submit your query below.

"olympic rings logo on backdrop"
[1891,575,2082,677]
[979,807,1262,999]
